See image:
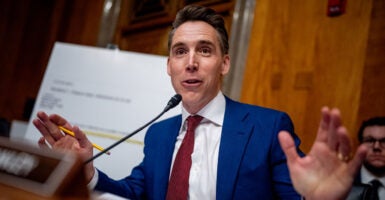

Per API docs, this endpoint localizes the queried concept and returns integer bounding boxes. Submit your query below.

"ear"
[221,55,230,75]
[167,57,171,76]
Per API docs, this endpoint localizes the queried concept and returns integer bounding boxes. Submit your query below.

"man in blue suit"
[33,5,303,199]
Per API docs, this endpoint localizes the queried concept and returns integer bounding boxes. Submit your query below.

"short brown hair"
[168,5,229,55]
[358,116,385,142]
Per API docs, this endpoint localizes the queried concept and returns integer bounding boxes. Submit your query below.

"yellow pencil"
[58,126,110,155]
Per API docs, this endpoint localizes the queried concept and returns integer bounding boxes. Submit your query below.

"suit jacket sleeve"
[270,112,304,198]
[94,115,181,200]
[94,161,146,199]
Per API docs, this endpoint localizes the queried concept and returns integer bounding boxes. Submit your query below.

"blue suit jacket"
[95,97,303,199]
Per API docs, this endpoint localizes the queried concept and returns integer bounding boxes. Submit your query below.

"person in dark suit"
[33,5,303,199]
[346,117,385,200]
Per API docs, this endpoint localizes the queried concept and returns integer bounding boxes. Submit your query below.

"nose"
[373,140,382,150]
[186,53,198,72]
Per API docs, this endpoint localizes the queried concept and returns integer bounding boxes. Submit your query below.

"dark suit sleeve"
[271,112,304,199]
[93,117,179,199]
[94,163,146,199]
[93,124,157,199]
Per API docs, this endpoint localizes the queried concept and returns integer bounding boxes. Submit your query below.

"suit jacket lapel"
[216,98,253,200]
[151,116,182,199]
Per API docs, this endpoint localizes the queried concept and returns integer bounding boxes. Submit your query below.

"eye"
[363,138,375,143]
[173,48,187,56]
[198,47,212,56]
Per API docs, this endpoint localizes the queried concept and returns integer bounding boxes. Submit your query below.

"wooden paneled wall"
[115,0,235,56]
[241,0,385,152]
[357,0,385,135]
[0,0,104,122]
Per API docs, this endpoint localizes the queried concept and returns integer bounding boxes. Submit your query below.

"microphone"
[84,94,182,164]
[163,94,182,112]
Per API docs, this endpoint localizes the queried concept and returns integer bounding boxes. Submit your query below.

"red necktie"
[166,115,203,200]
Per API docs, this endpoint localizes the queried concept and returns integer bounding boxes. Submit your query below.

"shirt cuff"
[87,168,99,190]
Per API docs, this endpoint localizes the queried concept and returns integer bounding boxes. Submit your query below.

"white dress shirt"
[171,91,225,200]
[361,166,385,199]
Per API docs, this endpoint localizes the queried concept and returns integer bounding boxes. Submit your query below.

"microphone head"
[164,94,182,112]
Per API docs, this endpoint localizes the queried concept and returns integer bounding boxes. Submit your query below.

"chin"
[181,91,201,99]
[372,161,385,168]
[364,161,385,175]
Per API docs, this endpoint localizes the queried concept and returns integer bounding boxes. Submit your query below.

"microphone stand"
[84,94,181,164]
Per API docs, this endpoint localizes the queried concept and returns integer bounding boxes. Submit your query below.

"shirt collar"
[181,91,226,127]
[361,166,385,186]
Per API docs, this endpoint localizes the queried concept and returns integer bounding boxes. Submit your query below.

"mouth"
[183,79,202,86]
[368,154,385,160]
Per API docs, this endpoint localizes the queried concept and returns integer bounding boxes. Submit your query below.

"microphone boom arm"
[84,94,182,164]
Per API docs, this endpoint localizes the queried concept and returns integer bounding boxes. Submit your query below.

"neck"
[182,91,221,114]
[364,162,385,177]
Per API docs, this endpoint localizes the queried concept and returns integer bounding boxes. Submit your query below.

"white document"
[24,42,180,179]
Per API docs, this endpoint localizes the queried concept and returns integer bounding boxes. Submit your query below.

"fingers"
[316,106,331,143]
[33,111,72,146]
[347,144,368,177]
[315,107,346,153]
[48,113,70,127]
[327,108,355,163]
[313,106,357,169]
[35,112,64,141]
[327,108,342,151]
[73,126,92,149]
[52,135,80,152]
[336,126,351,161]
[278,131,299,164]
[38,137,49,149]
[72,126,94,164]
[33,117,57,146]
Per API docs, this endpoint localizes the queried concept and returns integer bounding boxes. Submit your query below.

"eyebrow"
[171,39,216,49]
[363,137,385,140]
[197,40,215,47]
[171,42,185,49]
